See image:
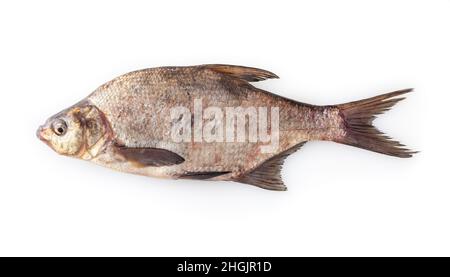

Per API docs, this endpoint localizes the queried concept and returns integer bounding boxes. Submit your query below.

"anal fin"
[179,171,231,180]
[235,142,306,191]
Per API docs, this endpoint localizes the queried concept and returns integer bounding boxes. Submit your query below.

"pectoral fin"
[202,64,279,82]
[115,145,185,167]
[235,142,306,191]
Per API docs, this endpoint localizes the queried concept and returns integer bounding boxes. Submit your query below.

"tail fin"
[337,88,416,158]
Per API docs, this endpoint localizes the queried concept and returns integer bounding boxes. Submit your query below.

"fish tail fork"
[336,88,417,158]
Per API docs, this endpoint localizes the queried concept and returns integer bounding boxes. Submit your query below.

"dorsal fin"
[202,64,279,82]
[235,142,306,191]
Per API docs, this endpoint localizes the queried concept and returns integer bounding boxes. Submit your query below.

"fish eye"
[52,119,67,136]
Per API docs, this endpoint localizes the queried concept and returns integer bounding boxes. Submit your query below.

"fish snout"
[36,125,49,142]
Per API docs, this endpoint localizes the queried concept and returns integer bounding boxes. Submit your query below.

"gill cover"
[74,103,109,158]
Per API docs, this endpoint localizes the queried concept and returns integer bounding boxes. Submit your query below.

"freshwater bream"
[37,64,415,190]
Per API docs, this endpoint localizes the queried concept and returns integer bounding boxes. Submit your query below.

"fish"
[37,64,416,190]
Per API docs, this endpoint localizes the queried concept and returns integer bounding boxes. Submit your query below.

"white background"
[0,0,447,256]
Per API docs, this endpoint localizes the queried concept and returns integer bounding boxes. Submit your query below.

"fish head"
[37,102,109,158]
